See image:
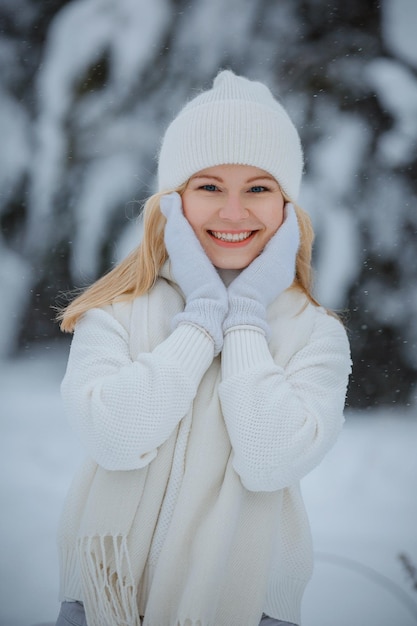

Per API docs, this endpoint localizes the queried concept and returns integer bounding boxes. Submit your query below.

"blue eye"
[201,184,218,192]
[250,186,267,193]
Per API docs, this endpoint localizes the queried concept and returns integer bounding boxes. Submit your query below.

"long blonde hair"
[58,186,318,333]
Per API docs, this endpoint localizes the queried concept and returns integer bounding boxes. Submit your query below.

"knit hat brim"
[157,71,303,200]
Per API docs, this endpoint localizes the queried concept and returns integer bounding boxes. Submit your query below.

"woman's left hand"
[223,203,300,335]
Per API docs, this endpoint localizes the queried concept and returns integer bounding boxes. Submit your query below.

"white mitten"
[223,203,300,336]
[160,193,228,355]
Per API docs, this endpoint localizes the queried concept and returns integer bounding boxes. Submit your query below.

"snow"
[302,409,417,625]
[173,0,259,76]
[1,347,417,626]
[71,153,141,280]
[1,0,417,410]
[0,245,32,357]
[0,87,29,208]
[1,0,417,621]
[312,207,359,311]
[382,0,417,68]
[300,110,367,310]
[365,58,417,167]
[110,0,172,97]
[27,0,172,258]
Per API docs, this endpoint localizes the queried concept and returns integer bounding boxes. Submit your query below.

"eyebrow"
[190,175,223,182]
[190,174,276,183]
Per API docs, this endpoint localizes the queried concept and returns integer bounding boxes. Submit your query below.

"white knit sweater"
[58,262,351,625]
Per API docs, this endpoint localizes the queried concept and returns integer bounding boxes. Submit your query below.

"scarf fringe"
[78,535,141,626]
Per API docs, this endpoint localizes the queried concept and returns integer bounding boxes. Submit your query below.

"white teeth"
[210,231,253,242]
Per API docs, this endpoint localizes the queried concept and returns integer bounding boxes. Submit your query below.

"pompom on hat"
[157,70,304,200]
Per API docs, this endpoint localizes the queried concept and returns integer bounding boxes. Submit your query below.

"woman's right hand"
[160,192,228,355]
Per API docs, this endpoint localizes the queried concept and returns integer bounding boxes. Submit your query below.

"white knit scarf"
[59,266,312,626]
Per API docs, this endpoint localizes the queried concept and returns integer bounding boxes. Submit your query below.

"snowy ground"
[1,345,417,626]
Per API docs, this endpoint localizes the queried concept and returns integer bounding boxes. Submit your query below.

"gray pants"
[260,614,298,626]
[55,601,298,626]
[55,602,87,626]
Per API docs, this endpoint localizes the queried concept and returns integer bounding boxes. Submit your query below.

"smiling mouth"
[209,230,255,242]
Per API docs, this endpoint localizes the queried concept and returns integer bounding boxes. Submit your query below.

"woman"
[55,70,351,626]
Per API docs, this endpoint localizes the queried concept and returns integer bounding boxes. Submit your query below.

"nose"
[218,193,248,221]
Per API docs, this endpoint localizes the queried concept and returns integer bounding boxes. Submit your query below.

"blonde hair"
[58,185,318,333]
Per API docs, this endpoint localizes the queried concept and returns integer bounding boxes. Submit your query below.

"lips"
[209,230,254,242]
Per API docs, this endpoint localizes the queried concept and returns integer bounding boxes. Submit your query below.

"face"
[181,164,285,270]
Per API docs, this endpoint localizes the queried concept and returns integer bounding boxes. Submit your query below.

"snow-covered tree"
[0,0,416,408]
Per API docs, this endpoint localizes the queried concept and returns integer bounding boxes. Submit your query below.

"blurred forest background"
[0,0,416,409]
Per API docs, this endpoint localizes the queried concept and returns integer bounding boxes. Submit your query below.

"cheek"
[181,203,209,249]
[182,195,214,235]
[181,195,199,229]
[264,204,285,233]
[183,211,204,235]
[180,193,191,218]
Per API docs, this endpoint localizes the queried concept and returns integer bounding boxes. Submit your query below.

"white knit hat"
[157,70,303,200]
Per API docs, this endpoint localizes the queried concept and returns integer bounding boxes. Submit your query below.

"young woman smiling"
[181,165,285,271]
[55,70,351,626]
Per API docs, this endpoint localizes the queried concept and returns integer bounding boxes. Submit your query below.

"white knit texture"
[58,268,351,624]
[158,70,303,200]
[61,316,214,471]
[219,311,351,491]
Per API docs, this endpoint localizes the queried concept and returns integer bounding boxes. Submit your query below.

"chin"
[212,257,252,270]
